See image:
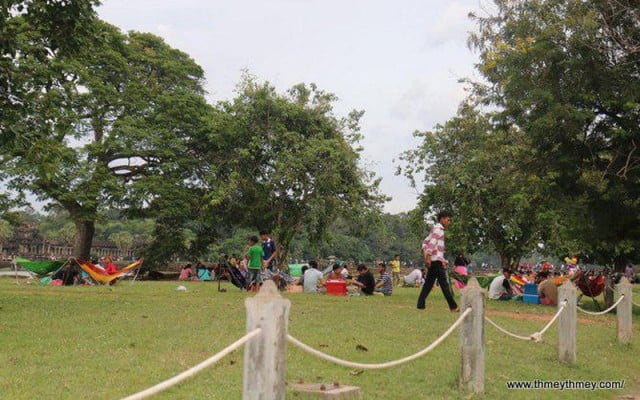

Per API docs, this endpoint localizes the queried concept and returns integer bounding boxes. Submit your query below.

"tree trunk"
[499,254,509,268]
[276,243,289,271]
[73,219,95,260]
[510,256,521,270]
[604,259,625,308]
[274,230,294,270]
[604,275,614,308]
[613,256,627,273]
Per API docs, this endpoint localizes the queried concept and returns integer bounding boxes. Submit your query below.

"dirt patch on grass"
[487,310,598,325]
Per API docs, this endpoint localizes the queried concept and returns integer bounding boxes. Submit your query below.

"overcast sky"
[97,0,484,214]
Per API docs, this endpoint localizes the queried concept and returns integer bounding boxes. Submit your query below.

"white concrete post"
[616,277,633,344]
[459,277,484,394]
[557,280,577,364]
[243,280,291,400]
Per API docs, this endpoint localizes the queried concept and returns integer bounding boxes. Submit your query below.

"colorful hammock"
[552,275,571,286]
[575,272,606,298]
[78,260,142,285]
[510,274,527,287]
[15,257,66,275]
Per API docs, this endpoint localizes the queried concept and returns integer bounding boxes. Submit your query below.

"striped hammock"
[78,259,142,285]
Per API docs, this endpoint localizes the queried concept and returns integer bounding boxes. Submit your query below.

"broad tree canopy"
[1,9,213,259]
[201,77,384,266]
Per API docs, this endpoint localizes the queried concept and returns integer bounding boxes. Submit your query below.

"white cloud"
[424,1,476,47]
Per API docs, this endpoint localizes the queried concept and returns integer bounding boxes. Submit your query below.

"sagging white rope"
[485,300,568,342]
[484,316,534,341]
[534,300,568,340]
[577,295,625,315]
[632,298,640,308]
[120,328,262,400]
[287,307,472,370]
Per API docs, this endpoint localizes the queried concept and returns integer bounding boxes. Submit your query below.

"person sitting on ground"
[341,262,352,280]
[537,271,558,306]
[196,263,211,281]
[489,267,517,300]
[297,265,309,286]
[179,263,193,281]
[235,255,248,279]
[327,263,345,281]
[374,262,393,296]
[303,261,325,293]
[53,264,81,286]
[402,267,424,287]
[351,264,376,295]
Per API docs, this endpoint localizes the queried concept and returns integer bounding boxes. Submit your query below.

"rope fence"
[484,316,533,341]
[120,328,262,400]
[287,307,472,370]
[484,300,568,342]
[577,295,625,315]
[534,300,568,340]
[115,278,634,399]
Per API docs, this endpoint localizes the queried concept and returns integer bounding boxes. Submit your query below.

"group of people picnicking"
[175,229,426,296]
[297,260,395,295]
[179,230,279,286]
[181,215,637,307]
[31,214,633,298]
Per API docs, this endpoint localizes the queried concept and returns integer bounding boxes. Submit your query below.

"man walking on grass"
[416,210,459,312]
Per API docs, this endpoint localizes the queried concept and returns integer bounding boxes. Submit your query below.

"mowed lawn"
[1,278,639,400]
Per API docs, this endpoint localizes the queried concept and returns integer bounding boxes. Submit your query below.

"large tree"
[202,77,384,266]
[0,17,213,259]
[469,0,640,268]
[400,105,553,267]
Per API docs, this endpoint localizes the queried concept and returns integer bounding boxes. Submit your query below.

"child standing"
[246,236,265,288]
[390,254,401,287]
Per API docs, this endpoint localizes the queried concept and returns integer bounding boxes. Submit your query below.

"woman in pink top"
[179,264,193,280]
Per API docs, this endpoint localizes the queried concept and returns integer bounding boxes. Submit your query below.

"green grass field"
[1,278,639,399]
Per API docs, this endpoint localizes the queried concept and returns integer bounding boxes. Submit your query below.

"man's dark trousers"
[416,260,458,310]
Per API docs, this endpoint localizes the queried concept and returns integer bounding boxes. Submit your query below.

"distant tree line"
[0,208,423,265]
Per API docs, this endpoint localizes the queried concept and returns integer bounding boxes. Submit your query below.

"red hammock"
[575,271,606,298]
